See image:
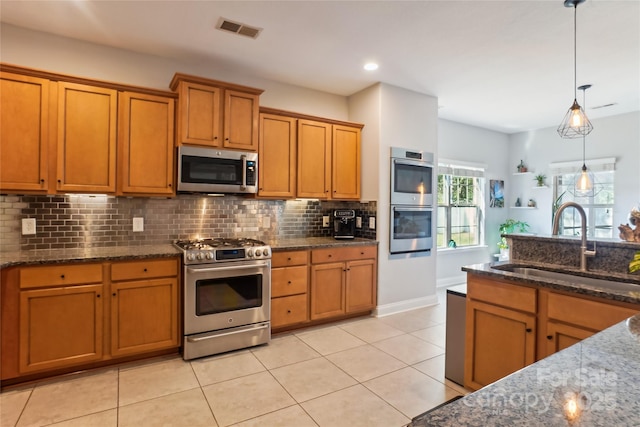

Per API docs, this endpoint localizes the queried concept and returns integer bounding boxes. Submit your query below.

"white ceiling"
[1,0,638,134]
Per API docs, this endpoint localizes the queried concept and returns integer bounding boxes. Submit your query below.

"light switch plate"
[356,217,362,228]
[22,218,36,235]
[133,217,144,232]
[369,217,376,229]
[322,216,330,227]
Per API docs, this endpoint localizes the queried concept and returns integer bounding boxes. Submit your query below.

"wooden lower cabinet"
[310,262,346,320]
[19,284,104,373]
[271,250,309,329]
[2,257,180,382]
[272,294,308,328]
[464,299,535,390]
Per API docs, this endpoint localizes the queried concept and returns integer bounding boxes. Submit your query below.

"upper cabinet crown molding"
[260,107,364,129]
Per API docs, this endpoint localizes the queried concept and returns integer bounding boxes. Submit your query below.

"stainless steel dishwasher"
[444,284,467,386]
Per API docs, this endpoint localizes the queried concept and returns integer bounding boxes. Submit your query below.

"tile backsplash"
[0,195,377,252]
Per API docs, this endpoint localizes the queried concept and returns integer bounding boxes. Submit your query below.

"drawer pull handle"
[547,335,553,340]
[112,292,117,297]
[525,328,532,333]
[143,268,148,272]
[288,281,292,284]
[287,310,292,314]
[361,252,364,255]
[97,294,101,298]
[288,257,292,261]
[60,274,65,279]
[328,254,332,258]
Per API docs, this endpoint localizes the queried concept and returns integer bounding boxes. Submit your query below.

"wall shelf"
[511,206,537,209]
[532,185,548,189]
[513,172,533,176]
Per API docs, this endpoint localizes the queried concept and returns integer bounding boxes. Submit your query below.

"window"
[550,158,615,239]
[437,162,485,248]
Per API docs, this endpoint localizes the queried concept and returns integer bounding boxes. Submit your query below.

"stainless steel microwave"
[177,146,258,194]
[390,147,434,206]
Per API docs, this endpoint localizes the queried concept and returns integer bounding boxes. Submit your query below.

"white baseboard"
[436,275,467,288]
[373,294,439,317]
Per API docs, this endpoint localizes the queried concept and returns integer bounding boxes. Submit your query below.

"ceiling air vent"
[217,18,262,39]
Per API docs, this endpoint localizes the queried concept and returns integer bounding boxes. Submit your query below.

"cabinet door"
[464,299,535,391]
[118,92,175,195]
[0,72,50,193]
[19,284,104,373]
[310,262,345,320]
[111,278,179,357]
[297,120,331,199]
[331,125,361,200]
[223,90,259,151]
[56,82,117,193]
[258,113,297,198]
[544,321,594,356]
[345,259,376,313]
[177,81,221,147]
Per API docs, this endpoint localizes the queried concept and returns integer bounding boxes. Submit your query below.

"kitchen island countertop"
[411,313,640,426]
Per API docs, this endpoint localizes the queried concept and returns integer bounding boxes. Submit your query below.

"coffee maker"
[333,209,355,239]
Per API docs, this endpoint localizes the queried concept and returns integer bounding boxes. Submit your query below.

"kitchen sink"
[492,265,640,293]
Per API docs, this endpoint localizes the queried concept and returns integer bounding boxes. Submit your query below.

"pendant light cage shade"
[574,164,595,197]
[557,100,593,138]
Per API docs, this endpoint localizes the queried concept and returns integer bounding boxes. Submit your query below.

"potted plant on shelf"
[498,219,530,260]
[534,174,546,187]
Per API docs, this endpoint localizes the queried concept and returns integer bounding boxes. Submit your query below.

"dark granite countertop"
[0,238,378,269]
[0,244,182,269]
[411,313,640,426]
[463,261,640,305]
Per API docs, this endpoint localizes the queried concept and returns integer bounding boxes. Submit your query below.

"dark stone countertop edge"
[463,261,640,305]
[0,238,379,269]
[505,233,640,249]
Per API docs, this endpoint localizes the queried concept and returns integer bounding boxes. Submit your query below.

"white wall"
[508,112,640,235]
[0,24,348,120]
[436,119,510,286]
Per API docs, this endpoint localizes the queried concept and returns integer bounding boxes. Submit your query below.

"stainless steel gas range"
[174,238,271,360]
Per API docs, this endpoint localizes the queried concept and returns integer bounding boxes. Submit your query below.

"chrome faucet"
[552,202,596,271]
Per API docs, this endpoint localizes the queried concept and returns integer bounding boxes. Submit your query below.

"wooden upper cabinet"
[118,91,175,196]
[56,82,117,193]
[171,73,263,151]
[258,113,297,198]
[0,72,50,193]
[297,119,332,199]
[332,124,361,200]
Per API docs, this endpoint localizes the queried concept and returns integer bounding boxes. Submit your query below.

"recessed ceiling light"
[363,62,379,71]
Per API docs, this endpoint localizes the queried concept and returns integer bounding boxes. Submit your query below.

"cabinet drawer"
[547,292,639,332]
[111,258,178,281]
[467,274,536,314]
[272,250,308,267]
[272,266,308,297]
[20,264,103,289]
[311,245,377,264]
[272,294,308,328]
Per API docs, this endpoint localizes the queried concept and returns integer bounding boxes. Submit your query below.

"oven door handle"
[241,154,247,190]
[186,263,268,274]
[393,158,433,168]
[186,323,270,342]
[392,206,433,213]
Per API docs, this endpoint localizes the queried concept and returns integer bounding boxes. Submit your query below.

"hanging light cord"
[581,87,586,169]
[573,4,578,101]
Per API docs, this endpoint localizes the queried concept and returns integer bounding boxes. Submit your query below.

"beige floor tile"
[301,384,409,427]
[1,386,32,427]
[411,323,446,348]
[270,357,357,402]
[363,367,460,418]
[119,388,216,427]
[373,333,444,365]
[48,409,116,427]
[16,369,117,427]
[230,404,317,427]
[191,350,266,386]
[118,357,199,406]
[295,326,366,355]
[202,371,295,427]
[337,317,405,343]
[378,309,439,333]
[326,345,406,382]
[251,335,320,369]
[412,353,445,380]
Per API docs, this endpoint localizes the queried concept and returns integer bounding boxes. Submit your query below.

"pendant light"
[574,84,594,196]
[557,0,593,139]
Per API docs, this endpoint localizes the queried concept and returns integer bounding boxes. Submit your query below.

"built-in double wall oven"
[390,147,434,255]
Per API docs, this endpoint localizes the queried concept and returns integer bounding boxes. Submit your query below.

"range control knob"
[196,253,204,260]
[205,252,214,260]
[255,249,262,257]
[247,249,254,257]
[263,248,270,257]
[186,253,195,261]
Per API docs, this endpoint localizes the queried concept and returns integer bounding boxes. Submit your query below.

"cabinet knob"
[97,294,101,298]
[328,254,332,258]
[525,328,532,333]
[546,335,553,340]
[360,252,365,255]
[287,310,292,314]
[168,183,172,188]
[40,179,45,183]
[287,257,292,261]
[288,281,292,284]
[214,136,218,140]
[112,292,117,297]
[225,137,229,141]
[60,274,65,279]
[143,268,148,272]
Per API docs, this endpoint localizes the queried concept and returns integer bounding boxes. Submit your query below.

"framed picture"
[490,179,504,208]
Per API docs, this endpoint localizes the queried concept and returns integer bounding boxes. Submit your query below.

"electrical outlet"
[356,217,362,228]
[322,216,330,228]
[133,217,144,232]
[369,217,376,230]
[22,218,36,235]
